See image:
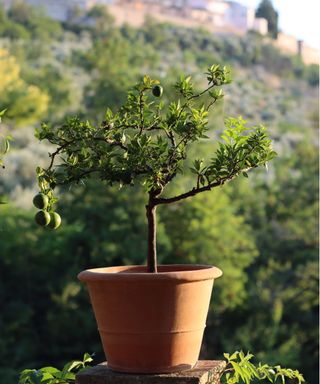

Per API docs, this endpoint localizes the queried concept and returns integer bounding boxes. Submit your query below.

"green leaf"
[30,371,43,384]
[39,367,61,375]
[63,360,83,373]
[229,351,239,360]
[3,139,10,154]
[83,353,94,364]
[222,351,304,384]
[39,372,54,381]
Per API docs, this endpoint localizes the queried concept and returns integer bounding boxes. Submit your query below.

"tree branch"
[96,137,128,151]
[154,168,252,205]
[56,168,100,186]
[47,135,128,172]
[47,141,73,170]
[176,83,215,121]
[205,96,219,111]
[188,83,215,101]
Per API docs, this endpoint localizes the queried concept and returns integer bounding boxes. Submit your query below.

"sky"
[240,0,320,48]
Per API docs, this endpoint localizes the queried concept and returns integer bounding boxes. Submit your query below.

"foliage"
[33,65,275,272]
[19,353,93,384]
[34,67,275,217]
[256,0,278,38]
[222,351,304,384]
[5,0,62,41]
[0,49,49,125]
[161,189,258,309]
[18,351,304,384]
[81,28,146,114]
[219,139,319,381]
[305,64,319,87]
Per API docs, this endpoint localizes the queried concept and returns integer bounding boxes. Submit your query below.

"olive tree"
[33,65,276,272]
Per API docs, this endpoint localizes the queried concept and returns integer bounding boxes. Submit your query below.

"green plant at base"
[221,351,304,384]
[34,65,276,271]
[19,353,93,384]
[18,351,304,384]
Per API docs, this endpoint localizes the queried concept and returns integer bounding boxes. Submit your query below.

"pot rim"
[78,264,222,283]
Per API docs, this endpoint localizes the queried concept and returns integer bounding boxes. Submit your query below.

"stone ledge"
[76,360,226,384]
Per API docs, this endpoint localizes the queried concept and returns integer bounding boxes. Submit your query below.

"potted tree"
[33,65,276,373]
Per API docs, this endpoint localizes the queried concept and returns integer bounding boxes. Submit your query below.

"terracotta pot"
[78,264,222,374]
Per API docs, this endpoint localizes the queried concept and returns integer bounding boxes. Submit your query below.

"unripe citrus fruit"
[152,85,163,97]
[47,212,61,230]
[35,210,51,227]
[33,193,49,210]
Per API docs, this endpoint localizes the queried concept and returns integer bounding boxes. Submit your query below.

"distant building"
[4,0,317,64]
[276,32,319,65]
[26,0,71,21]
[188,0,228,26]
[224,1,256,31]
[3,0,114,22]
[0,0,13,9]
[186,0,267,34]
[253,17,268,35]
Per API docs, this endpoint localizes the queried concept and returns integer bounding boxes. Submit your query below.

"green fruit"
[33,193,49,210]
[152,85,163,97]
[47,212,61,230]
[35,210,51,227]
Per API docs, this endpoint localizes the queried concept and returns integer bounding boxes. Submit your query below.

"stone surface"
[76,360,226,384]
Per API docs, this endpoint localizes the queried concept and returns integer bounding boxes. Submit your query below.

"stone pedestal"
[76,360,226,384]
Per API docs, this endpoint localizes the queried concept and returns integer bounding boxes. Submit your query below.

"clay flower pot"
[78,264,222,374]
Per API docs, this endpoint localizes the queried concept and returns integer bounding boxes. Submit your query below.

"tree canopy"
[0,49,49,126]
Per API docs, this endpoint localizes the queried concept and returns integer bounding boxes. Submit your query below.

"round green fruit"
[35,210,51,227]
[152,85,163,97]
[33,193,49,210]
[47,212,61,230]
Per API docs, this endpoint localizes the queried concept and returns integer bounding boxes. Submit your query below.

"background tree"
[0,49,49,126]
[256,0,279,38]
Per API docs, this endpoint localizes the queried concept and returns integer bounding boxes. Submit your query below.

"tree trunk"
[146,198,157,273]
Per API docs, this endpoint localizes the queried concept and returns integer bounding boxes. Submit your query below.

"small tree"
[33,65,276,272]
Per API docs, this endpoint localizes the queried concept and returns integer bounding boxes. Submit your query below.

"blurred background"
[0,0,318,383]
